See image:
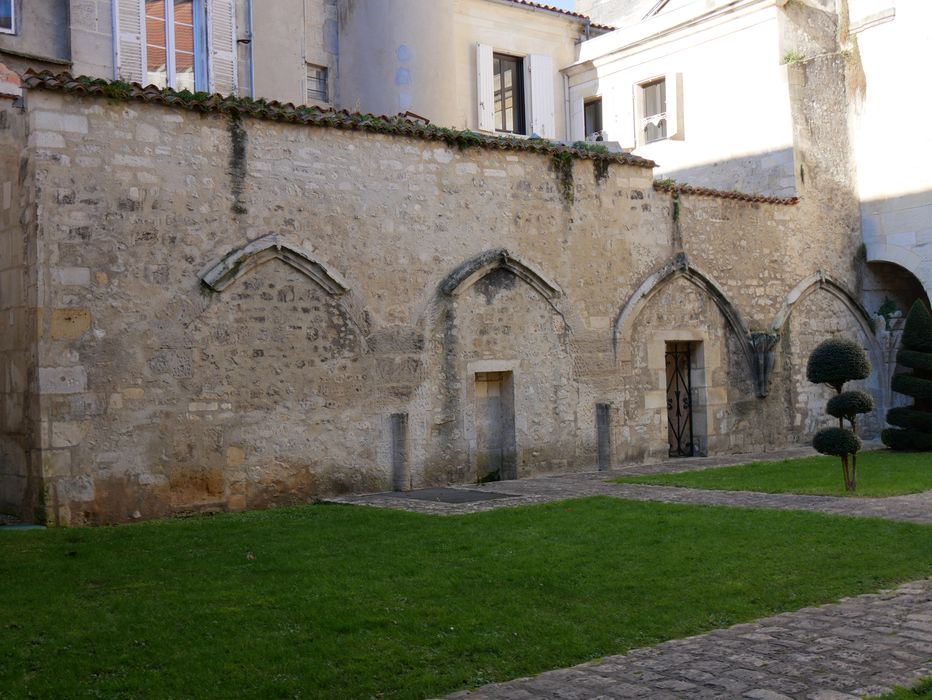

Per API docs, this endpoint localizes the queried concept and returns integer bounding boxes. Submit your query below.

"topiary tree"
[806,337,872,491]
[882,299,932,451]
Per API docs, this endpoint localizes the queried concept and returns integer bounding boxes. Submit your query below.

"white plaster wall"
[567,2,796,195]
[851,0,932,295]
[451,0,583,136]
[338,0,583,132]
[251,0,338,105]
[69,0,115,80]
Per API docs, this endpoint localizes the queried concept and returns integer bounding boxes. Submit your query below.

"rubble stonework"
[0,81,884,525]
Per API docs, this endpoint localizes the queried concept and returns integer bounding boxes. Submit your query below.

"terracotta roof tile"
[500,0,615,30]
[653,179,799,205]
[22,70,655,169]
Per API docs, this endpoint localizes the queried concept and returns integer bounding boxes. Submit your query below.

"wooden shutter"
[665,71,684,140]
[476,43,494,132]
[113,0,145,84]
[527,54,555,139]
[208,0,237,95]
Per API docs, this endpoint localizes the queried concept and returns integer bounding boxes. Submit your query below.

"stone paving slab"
[325,446,932,524]
[442,578,932,699]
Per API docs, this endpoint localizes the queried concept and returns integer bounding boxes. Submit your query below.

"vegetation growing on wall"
[27,72,654,170]
[883,300,932,451]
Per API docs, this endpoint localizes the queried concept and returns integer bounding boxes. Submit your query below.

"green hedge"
[901,300,932,352]
[892,373,932,401]
[886,406,932,433]
[896,349,932,373]
[881,428,932,452]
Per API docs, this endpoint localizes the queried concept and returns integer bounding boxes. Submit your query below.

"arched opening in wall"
[424,251,575,487]
[863,261,931,414]
[862,261,930,328]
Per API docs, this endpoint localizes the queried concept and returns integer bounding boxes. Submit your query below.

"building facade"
[0,0,926,525]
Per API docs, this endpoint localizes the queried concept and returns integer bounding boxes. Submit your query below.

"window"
[116,0,236,94]
[145,0,207,91]
[306,63,328,103]
[493,54,525,134]
[477,45,553,138]
[0,0,13,34]
[584,98,603,140]
[640,78,667,143]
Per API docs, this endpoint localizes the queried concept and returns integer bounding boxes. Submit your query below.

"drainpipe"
[563,72,571,142]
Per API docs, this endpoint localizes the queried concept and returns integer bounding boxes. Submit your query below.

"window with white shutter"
[476,43,495,132]
[208,0,237,95]
[477,46,557,138]
[526,54,554,139]
[113,0,235,94]
[114,0,146,84]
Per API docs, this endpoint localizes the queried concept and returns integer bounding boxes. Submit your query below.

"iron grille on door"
[665,342,694,457]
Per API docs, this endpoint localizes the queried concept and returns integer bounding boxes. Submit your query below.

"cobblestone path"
[443,578,932,700]
[326,447,932,524]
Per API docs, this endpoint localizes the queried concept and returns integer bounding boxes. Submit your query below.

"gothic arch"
[438,248,563,300]
[198,233,370,342]
[612,253,755,373]
[770,272,875,339]
[770,271,883,387]
[200,233,350,295]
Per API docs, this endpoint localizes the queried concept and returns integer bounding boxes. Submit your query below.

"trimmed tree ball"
[826,390,874,420]
[806,338,871,392]
[813,426,861,456]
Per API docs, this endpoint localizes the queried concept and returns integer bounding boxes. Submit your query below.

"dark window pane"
[493,54,525,135]
[585,99,603,137]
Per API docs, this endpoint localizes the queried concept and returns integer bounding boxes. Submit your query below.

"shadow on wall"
[653,147,797,199]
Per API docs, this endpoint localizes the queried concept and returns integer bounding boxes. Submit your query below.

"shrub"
[883,300,932,452]
[813,427,861,456]
[806,338,871,393]
[807,337,872,491]
[826,390,874,421]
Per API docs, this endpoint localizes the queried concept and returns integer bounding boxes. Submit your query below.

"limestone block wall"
[8,85,879,525]
[0,100,37,518]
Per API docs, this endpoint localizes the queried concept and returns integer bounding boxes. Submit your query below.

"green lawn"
[2,498,930,699]
[612,450,932,497]
[871,678,932,699]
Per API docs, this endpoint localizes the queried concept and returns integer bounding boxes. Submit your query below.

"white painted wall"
[567,0,796,195]
[852,0,932,295]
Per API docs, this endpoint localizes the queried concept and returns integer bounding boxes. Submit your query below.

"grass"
[612,450,932,497]
[870,678,932,699]
[1,497,930,699]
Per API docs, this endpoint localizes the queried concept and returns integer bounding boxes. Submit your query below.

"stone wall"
[6,85,879,525]
[0,99,37,518]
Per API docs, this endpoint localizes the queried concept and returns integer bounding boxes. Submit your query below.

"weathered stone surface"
[0,87,887,524]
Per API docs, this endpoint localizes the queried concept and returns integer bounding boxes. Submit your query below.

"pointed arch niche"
[200,234,350,295]
[439,248,563,300]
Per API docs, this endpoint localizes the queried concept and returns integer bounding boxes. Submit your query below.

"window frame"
[584,97,603,140]
[639,77,667,144]
[492,52,526,136]
[144,0,209,91]
[306,63,328,103]
[0,0,14,35]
